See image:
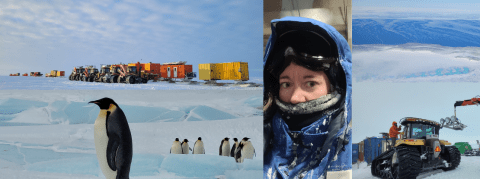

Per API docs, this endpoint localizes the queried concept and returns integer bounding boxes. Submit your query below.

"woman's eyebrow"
[279,76,290,80]
[303,75,315,79]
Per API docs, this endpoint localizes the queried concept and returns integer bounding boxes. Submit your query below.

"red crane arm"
[454,97,480,107]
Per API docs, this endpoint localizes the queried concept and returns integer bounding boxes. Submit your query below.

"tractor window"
[94,69,98,73]
[425,126,434,135]
[402,124,409,139]
[410,124,438,139]
[105,68,110,73]
[411,124,426,139]
[129,67,136,73]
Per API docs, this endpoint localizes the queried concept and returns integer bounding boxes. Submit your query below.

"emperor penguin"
[181,139,192,154]
[219,137,230,156]
[230,138,238,157]
[170,138,182,154]
[90,97,133,179]
[235,137,255,163]
[193,137,205,154]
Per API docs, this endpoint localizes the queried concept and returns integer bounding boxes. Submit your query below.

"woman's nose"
[289,87,307,104]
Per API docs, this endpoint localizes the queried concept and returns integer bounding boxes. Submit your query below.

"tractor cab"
[89,68,98,74]
[76,68,85,74]
[400,117,440,140]
[112,66,121,74]
[127,66,138,74]
[101,67,110,74]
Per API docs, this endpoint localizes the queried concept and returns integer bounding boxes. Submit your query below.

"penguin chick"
[181,139,192,154]
[90,97,133,179]
[235,137,255,163]
[170,138,182,154]
[193,137,205,154]
[219,137,230,156]
[230,138,238,157]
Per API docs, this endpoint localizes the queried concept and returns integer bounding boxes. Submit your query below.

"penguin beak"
[89,100,98,104]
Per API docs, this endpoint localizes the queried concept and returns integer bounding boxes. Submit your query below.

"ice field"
[353,44,480,82]
[353,156,480,179]
[0,76,263,90]
[0,90,263,178]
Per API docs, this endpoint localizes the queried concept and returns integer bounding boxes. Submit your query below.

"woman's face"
[279,62,331,104]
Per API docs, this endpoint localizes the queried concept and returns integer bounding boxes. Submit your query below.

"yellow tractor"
[371,117,462,179]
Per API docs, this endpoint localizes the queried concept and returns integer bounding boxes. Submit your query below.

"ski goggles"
[268,46,338,76]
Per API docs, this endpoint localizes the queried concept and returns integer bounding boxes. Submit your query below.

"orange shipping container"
[160,64,193,79]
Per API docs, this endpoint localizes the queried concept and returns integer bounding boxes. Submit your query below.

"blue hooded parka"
[263,17,352,179]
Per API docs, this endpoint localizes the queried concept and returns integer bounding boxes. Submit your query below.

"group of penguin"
[89,97,256,179]
[170,138,204,154]
[170,137,255,163]
[220,137,256,163]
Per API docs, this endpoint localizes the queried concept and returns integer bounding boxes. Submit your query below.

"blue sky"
[0,0,263,78]
[353,0,480,19]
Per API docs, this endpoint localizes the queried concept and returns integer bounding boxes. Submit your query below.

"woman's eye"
[280,82,290,88]
[306,82,316,87]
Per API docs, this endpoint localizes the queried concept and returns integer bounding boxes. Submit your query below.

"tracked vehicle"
[124,62,161,84]
[371,117,462,179]
[69,66,84,81]
[97,65,111,82]
[82,66,98,82]
[109,64,128,83]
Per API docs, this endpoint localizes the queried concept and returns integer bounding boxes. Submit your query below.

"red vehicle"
[124,62,162,84]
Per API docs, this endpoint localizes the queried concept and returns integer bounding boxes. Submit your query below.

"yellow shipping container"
[198,63,216,80]
[199,62,248,81]
[51,70,58,77]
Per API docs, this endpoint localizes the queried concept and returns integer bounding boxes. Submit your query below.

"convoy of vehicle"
[8,61,258,86]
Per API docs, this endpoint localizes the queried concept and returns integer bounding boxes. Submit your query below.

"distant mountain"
[353,19,480,47]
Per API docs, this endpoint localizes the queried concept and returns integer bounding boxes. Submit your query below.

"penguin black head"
[175,138,180,141]
[233,138,238,142]
[224,137,230,141]
[89,97,119,110]
[198,137,202,141]
[183,139,189,142]
[242,137,250,141]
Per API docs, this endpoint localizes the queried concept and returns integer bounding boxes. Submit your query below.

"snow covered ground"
[0,90,262,178]
[353,44,480,82]
[353,156,480,179]
[0,76,263,90]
